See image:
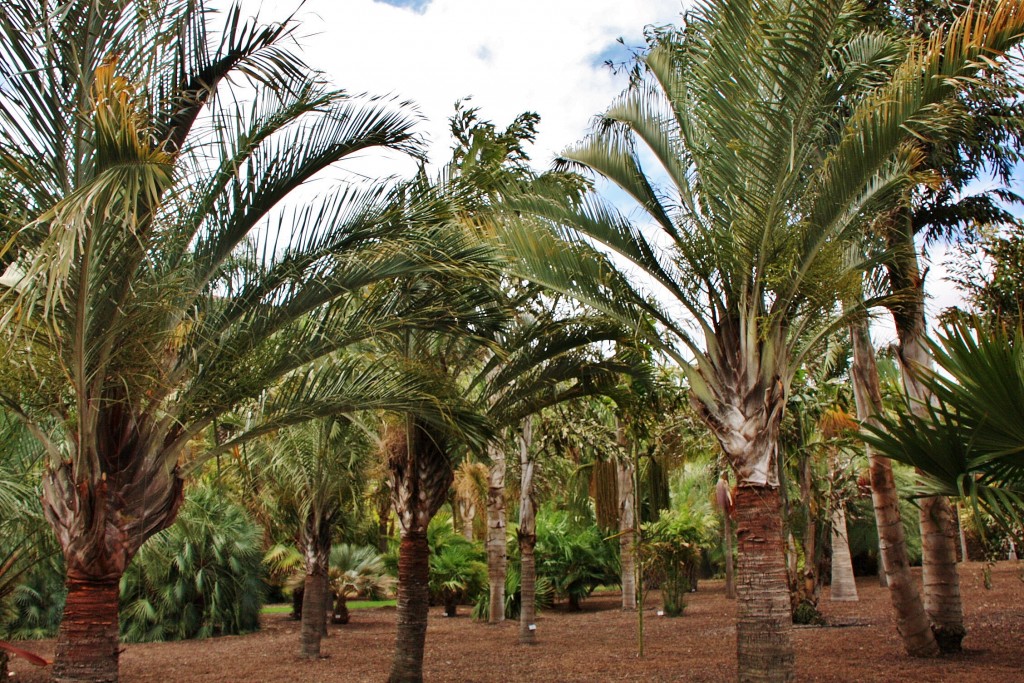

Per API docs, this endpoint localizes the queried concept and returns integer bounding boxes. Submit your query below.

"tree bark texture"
[886,228,964,652]
[616,429,636,611]
[387,419,453,683]
[850,314,938,656]
[388,531,430,683]
[734,486,794,683]
[486,439,507,624]
[724,512,737,600]
[299,570,328,658]
[518,417,538,644]
[829,505,858,601]
[52,577,120,683]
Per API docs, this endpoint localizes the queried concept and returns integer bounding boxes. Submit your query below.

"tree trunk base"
[53,577,121,683]
[388,531,430,683]
[734,486,794,683]
[932,623,966,654]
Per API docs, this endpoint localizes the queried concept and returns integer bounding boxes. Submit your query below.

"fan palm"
[864,319,1024,528]
[514,0,1024,678]
[0,2,501,680]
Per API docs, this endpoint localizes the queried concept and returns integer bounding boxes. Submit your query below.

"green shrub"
[535,507,618,610]
[119,483,265,642]
[640,507,716,616]
[472,563,554,620]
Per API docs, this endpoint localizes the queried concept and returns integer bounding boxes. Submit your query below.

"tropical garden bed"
[8,562,1023,682]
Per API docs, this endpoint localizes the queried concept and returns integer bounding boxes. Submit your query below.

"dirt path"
[9,561,1024,682]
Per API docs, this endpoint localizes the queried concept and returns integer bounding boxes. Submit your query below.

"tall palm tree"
[514,1,1024,679]
[0,2,501,680]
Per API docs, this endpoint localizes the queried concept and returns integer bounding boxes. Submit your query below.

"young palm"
[515,1,1024,679]
[0,2,500,680]
[250,416,372,659]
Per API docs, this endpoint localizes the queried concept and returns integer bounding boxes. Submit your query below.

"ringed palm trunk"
[849,313,938,656]
[485,439,507,624]
[616,419,637,611]
[387,420,453,683]
[517,417,538,644]
[699,380,794,683]
[299,520,331,659]
[829,504,858,602]
[733,485,794,683]
[43,454,184,683]
[886,227,964,652]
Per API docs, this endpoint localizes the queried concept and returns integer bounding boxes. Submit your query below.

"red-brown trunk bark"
[52,576,120,683]
[388,531,430,683]
[734,486,794,683]
[300,571,328,659]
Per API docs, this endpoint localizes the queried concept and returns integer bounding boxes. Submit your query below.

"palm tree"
[250,416,372,659]
[515,1,1024,678]
[0,2,501,680]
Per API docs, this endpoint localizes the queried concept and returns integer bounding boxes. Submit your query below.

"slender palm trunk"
[517,417,538,644]
[850,313,938,656]
[734,486,794,683]
[300,531,330,659]
[387,419,453,683]
[52,576,120,683]
[486,439,507,624]
[333,592,350,625]
[616,419,636,611]
[829,505,858,601]
[459,498,475,541]
[299,569,328,658]
[389,530,430,683]
[797,454,818,603]
[886,229,964,652]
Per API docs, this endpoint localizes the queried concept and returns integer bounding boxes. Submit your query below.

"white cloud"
[236,0,685,173]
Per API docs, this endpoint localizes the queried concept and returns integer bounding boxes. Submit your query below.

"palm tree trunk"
[52,576,120,683]
[886,228,964,652]
[829,505,858,601]
[299,567,328,658]
[459,499,475,541]
[387,418,454,683]
[333,592,350,625]
[518,416,538,644]
[616,419,636,611]
[389,530,430,683]
[724,512,737,600]
[486,439,507,624]
[850,312,938,656]
[734,485,794,683]
[43,458,184,683]
[300,514,332,659]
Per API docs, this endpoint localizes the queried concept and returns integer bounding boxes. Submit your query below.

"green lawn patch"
[261,599,395,615]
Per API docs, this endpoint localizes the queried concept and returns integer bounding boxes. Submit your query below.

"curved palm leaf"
[863,319,1024,528]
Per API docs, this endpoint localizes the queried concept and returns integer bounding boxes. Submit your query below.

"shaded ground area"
[9,561,1024,682]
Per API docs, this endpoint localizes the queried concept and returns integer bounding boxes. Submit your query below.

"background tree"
[516,1,1024,678]
[0,2,502,680]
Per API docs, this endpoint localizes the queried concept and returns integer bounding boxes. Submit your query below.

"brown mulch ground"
[8,560,1024,682]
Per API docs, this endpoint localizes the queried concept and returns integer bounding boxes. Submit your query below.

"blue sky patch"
[589,38,638,70]
[373,0,432,14]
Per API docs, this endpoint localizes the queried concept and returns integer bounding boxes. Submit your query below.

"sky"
[236,0,685,172]
[229,0,1008,344]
